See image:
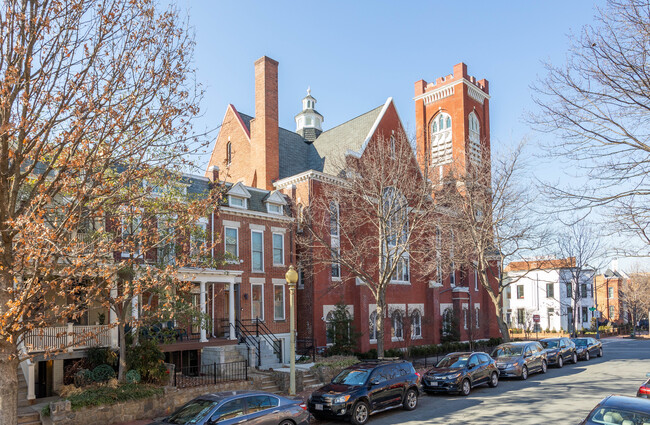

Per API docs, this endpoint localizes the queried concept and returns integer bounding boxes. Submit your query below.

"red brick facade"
[207,57,501,354]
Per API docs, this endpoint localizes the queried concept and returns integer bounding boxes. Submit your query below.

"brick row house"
[595,261,630,325]
[20,173,295,400]
[205,56,502,355]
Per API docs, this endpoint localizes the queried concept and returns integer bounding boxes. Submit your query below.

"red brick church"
[206,56,501,354]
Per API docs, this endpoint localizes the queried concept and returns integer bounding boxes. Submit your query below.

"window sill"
[369,339,377,344]
[274,319,286,322]
[390,280,411,285]
[251,270,265,274]
[273,263,285,267]
[332,277,342,282]
[411,335,423,340]
[226,260,241,265]
[391,337,404,342]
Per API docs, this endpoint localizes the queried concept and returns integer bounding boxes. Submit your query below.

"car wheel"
[520,366,528,380]
[351,401,370,425]
[403,388,418,411]
[460,378,471,396]
[572,353,578,364]
[279,421,294,425]
[557,356,563,368]
[585,351,590,361]
[598,348,603,357]
[541,360,548,373]
[488,371,499,388]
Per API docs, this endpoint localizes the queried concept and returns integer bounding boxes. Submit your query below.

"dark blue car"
[581,395,650,424]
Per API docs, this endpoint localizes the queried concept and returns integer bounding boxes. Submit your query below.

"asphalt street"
[317,337,650,425]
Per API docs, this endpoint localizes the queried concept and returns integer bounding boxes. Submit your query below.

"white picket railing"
[23,324,112,352]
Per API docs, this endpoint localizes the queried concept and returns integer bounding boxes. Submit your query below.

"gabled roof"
[264,190,287,205]
[226,181,251,199]
[309,102,386,175]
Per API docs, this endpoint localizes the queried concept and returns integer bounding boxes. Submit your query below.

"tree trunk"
[376,299,385,358]
[496,314,510,343]
[118,322,127,382]
[0,340,18,425]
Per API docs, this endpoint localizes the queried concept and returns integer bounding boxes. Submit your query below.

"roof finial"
[307,86,311,96]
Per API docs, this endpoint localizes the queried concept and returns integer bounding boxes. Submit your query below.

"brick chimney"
[250,56,280,190]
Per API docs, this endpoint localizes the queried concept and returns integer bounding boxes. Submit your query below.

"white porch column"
[109,282,119,348]
[199,280,208,342]
[228,281,236,340]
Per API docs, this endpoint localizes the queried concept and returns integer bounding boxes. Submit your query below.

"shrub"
[92,364,116,382]
[125,369,141,384]
[383,348,404,358]
[42,383,164,414]
[326,302,361,355]
[87,347,117,369]
[313,356,359,370]
[355,349,377,360]
[126,339,167,384]
[74,369,94,387]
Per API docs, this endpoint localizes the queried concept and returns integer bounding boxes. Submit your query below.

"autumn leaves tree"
[0,1,213,422]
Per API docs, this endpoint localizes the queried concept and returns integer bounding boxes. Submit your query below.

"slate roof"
[236,103,385,178]
[310,105,384,175]
[221,182,289,215]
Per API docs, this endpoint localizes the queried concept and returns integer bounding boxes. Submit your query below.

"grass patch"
[42,382,164,415]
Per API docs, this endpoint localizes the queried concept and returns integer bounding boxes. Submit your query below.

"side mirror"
[468,363,477,369]
[524,352,531,358]
[369,378,380,386]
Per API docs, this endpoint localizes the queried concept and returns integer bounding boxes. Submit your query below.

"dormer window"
[229,195,246,209]
[267,203,283,214]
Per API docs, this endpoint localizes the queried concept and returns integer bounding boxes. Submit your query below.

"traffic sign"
[589,307,597,311]
[533,314,540,323]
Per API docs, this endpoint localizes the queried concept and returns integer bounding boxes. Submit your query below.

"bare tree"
[531,0,650,255]
[299,132,436,357]
[621,268,650,335]
[0,1,211,422]
[435,142,549,342]
[555,221,603,336]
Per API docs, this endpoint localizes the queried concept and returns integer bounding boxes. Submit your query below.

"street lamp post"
[285,265,298,396]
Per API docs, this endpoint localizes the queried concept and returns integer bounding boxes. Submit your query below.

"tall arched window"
[468,112,481,164]
[226,142,232,165]
[391,310,403,339]
[410,310,422,338]
[369,311,377,341]
[430,112,453,165]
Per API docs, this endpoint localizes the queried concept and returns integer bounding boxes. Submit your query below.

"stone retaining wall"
[47,380,254,425]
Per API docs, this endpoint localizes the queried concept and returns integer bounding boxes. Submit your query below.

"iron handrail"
[236,318,283,366]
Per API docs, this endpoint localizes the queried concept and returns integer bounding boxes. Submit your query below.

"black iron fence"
[172,360,248,388]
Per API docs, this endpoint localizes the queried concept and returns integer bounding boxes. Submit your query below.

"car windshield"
[332,369,370,386]
[436,355,469,368]
[574,339,588,346]
[491,345,524,357]
[587,406,650,424]
[541,340,558,349]
[166,399,218,424]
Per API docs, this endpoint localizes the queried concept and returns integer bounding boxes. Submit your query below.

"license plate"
[429,381,438,387]
[315,404,323,411]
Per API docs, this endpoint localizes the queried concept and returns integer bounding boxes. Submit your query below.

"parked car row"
[150,337,606,425]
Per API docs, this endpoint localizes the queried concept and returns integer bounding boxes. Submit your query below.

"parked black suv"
[308,360,421,425]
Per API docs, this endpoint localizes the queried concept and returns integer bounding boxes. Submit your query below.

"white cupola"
[295,87,323,142]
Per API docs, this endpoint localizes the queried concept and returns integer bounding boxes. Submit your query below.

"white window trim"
[228,195,247,209]
[251,230,264,272]
[266,203,283,215]
[272,232,285,266]
[463,306,469,330]
[474,269,479,291]
[251,283,264,321]
[273,284,285,321]
[224,226,239,263]
[410,310,422,339]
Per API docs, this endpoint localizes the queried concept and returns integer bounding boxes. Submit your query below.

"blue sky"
[184,1,645,270]
[187,1,600,164]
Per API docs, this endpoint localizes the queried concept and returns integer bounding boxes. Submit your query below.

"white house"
[503,258,596,333]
